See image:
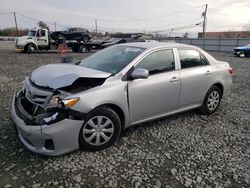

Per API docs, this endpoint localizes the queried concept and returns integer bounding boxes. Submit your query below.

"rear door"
[177,48,215,108]
[128,49,181,124]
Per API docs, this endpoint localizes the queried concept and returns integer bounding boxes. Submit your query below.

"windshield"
[28,31,36,37]
[79,45,145,74]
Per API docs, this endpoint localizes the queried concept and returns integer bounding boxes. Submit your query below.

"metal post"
[202,4,208,38]
[54,22,56,31]
[13,12,19,37]
[95,19,98,32]
[168,28,173,39]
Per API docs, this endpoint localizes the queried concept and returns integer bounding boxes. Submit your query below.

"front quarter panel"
[69,78,130,127]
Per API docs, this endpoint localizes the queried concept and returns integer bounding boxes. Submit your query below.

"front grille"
[24,78,53,107]
[25,90,49,105]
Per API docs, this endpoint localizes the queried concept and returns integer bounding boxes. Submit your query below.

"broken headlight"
[47,95,79,109]
[62,97,80,108]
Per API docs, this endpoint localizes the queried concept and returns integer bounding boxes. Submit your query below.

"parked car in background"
[101,38,127,48]
[102,37,145,48]
[234,44,250,57]
[11,42,233,156]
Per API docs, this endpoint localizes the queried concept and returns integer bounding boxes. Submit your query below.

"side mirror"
[131,68,149,79]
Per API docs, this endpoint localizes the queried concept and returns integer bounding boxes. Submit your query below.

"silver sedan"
[11,42,233,156]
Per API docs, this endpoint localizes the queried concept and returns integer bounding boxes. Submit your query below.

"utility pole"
[202,4,208,38]
[13,12,19,37]
[95,19,98,32]
[54,22,57,31]
[168,28,174,39]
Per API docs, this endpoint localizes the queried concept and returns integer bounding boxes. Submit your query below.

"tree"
[0,27,29,36]
[37,21,49,30]
[183,32,189,38]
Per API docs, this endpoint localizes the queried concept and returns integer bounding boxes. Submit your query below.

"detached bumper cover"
[11,92,84,156]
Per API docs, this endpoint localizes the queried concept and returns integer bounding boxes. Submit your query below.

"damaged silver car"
[11,42,233,156]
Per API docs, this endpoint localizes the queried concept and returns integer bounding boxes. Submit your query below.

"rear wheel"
[199,86,222,115]
[79,107,122,150]
[245,51,250,57]
[239,52,245,58]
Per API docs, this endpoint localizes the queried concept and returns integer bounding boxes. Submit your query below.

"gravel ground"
[0,41,249,188]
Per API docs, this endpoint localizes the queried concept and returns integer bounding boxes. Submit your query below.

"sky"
[0,0,250,37]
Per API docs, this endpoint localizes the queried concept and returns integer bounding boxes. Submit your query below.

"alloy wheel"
[82,116,114,146]
[207,90,220,111]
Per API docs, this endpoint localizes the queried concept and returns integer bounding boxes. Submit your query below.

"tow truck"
[15,28,102,53]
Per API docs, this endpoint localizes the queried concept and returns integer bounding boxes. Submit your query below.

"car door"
[128,49,181,124]
[36,29,48,47]
[177,48,215,108]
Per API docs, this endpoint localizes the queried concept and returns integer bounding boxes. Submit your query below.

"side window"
[200,54,209,65]
[41,30,45,36]
[178,49,208,69]
[136,49,175,75]
[37,30,45,37]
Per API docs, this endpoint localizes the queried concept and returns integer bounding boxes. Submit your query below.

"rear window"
[178,49,209,69]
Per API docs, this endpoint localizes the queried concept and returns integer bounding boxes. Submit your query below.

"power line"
[96,5,206,23]
[0,12,13,14]
[149,22,203,33]
[128,5,206,22]
[16,13,55,26]
[137,17,203,30]
[1,11,204,34]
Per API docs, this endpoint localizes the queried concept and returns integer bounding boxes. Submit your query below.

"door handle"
[205,70,212,75]
[170,77,179,82]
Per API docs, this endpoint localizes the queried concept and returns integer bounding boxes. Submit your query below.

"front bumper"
[15,42,25,52]
[11,92,84,156]
[15,48,24,52]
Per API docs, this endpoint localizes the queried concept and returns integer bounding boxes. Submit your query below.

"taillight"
[228,67,233,74]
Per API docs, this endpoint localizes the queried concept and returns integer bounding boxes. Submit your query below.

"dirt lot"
[0,41,249,188]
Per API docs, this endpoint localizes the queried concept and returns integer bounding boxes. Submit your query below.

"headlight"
[62,97,80,108]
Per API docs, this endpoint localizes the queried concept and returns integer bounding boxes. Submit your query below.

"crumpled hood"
[30,64,111,89]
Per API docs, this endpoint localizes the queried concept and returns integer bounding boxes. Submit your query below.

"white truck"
[15,28,101,53]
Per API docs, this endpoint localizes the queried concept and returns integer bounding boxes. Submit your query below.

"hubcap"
[81,47,87,53]
[29,46,35,52]
[207,91,220,111]
[82,116,114,146]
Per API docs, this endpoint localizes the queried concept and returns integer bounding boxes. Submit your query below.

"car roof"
[119,42,197,50]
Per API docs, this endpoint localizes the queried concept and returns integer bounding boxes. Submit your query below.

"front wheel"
[79,45,88,53]
[26,43,37,53]
[79,107,122,150]
[199,86,222,115]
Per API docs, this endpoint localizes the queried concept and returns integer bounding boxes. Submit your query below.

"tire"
[26,43,37,53]
[239,52,245,58]
[79,45,88,53]
[79,107,122,150]
[199,86,222,115]
[245,51,250,57]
